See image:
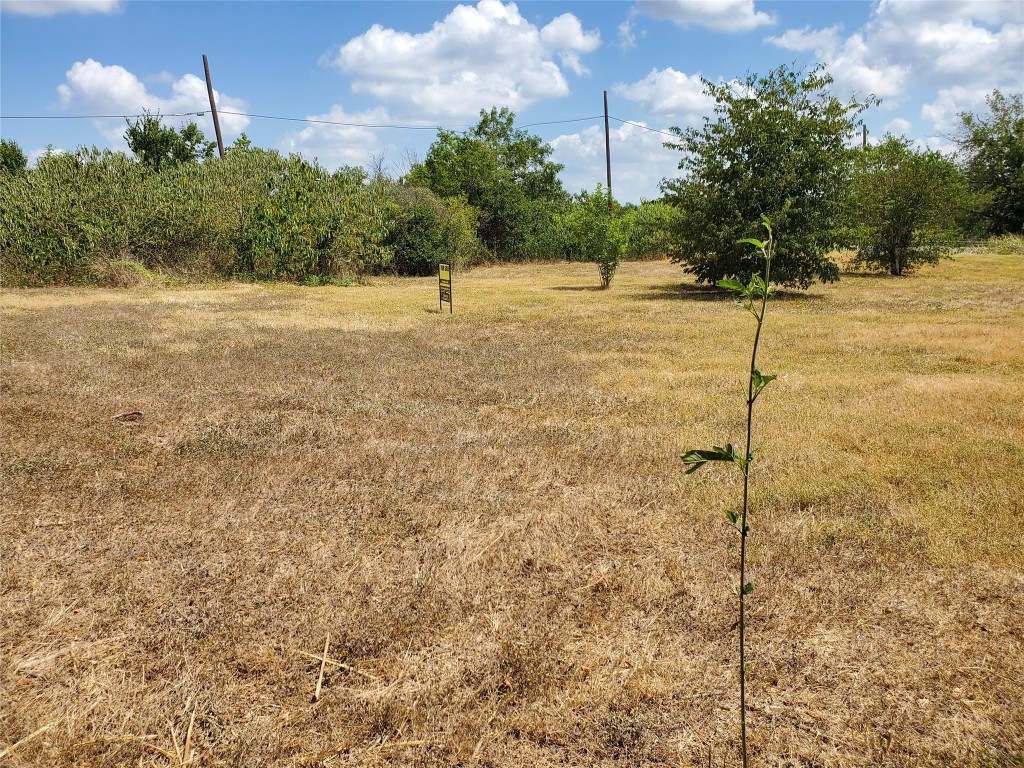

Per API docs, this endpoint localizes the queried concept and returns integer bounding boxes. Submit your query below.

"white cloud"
[767,0,1023,106]
[766,24,842,53]
[828,33,909,100]
[920,86,991,134]
[541,13,601,75]
[550,120,681,203]
[618,19,637,50]
[613,68,714,123]
[277,105,393,170]
[877,0,1023,28]
[767,25,907,100]
[1,0,120,16]
[327,0,600,118]
[883,117,912,136]
[902,18,1024,80]
[633,0,775,32]
[56,58,249,145]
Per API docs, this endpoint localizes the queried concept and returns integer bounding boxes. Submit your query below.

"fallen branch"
[314,634,330,702]
[296,648,381,682]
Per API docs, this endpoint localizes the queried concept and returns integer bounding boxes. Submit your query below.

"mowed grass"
[1,254,1022,767]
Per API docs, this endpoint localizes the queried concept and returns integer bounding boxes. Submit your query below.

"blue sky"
[1,0,1022,202]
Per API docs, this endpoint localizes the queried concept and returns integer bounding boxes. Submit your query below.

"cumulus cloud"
[766,25,907,100]
[883,117,912,136]
[766,0,1023,110]
[56,58,249,144]
[1,0,120,16]
[613,68,715,123]
[277,105,394,170]
[618,19,637,50]
[920,86,992,134]
[541,13,601,75]
[550,120,681,203]
[766,24,842,53]
[633,0,775,32]
[877,0,1022,27]
[327,0,600,118]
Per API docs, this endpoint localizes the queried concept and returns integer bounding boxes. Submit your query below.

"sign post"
[438,262,453,314]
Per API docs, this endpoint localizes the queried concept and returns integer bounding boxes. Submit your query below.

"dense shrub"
[0,148,152,283]
[619,200,680,259]
[0,139,27,176]
[384,185,482,276]
[663,64,869,288]
[0,147,396,285]
[229,152,393,280]
[557,185,624,288]
[956,90,1024,235]
[846,136,968,275]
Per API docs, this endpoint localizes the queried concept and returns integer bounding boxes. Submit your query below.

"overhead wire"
[608,116,680,140]
[1,111,206,120]
[1,109,622,135]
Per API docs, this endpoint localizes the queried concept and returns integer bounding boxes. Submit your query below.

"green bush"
[0,148,152,283]
[230,153,393,280]
[846,136,967,275]
[558,185,624,288]
[0,139,27,176]
[0,146,398,285]
[619,200,680,259]
[384,185,482,276]
[405,107,568,262]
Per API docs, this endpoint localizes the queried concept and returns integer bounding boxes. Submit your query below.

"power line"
[1,109,606,133]
[217,109,440,130]
[1,111,205,120]
[608,116,680,140]
[520,115,602,128]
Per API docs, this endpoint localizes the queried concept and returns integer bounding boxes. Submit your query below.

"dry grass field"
[2,254,1022,767]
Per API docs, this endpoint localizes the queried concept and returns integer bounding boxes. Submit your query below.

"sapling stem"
[682,216,775,768]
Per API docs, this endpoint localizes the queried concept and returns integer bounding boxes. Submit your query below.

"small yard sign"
[438,262,453,314]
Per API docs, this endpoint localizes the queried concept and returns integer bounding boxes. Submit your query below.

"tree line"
[1,64,1020,288]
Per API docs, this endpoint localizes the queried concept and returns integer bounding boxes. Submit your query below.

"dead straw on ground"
[1,255,1022,767]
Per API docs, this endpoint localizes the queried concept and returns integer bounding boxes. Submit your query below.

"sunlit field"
[2,254,1022,767]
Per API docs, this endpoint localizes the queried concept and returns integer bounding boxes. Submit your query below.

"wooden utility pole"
[862,123,868,148]
[202,54,226,159]
[603,90,613,210]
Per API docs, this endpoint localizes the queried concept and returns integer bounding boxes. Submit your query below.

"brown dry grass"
[1,255,1022,767]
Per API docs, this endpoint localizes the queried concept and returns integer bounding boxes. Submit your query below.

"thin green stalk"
[738,229,772,768]
[682,216,775,767]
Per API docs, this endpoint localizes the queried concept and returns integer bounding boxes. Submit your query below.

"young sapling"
[682,215,776,767]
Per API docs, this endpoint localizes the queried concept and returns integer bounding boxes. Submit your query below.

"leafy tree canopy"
[956,90,1024,235]
[124,111,216,172]
[1,138,28,176]
[405,107,566,259]
[558,184,624,288]
[847,136,968,275]
[662,64,870,288]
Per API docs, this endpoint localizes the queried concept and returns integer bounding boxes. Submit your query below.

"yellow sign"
[438,262,452,314]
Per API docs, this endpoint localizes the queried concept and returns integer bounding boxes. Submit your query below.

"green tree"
[124,111,215,172]
[956,90,1024,235]
[559,184,624,288]
[0,139,28,176]
[662,64,870,288]
[405,107,566,260]
[385,184,482,276]
[847,136,967,275]
[619,200,680,259]
[228,132,253,154]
